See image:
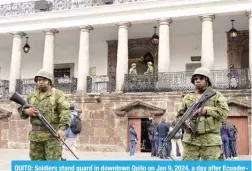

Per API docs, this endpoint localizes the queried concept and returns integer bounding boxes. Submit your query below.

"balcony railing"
[0,0,147,17]
[123,69,251,92]
[87,73,116,93]
[15,77,77,95]
[0,69,251,96]
[0,80,9,96]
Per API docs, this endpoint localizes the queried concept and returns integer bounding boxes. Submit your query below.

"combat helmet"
[191,67,212,86]
[34,69,54,85]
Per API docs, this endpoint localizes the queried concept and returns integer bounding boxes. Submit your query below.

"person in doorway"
[176,67,229,160]
[18,69,70,160]
[62,104,82,160]
[229,124,238,159]
[221,121,231,159]
[156,118,169,159]
[170,121,183,159]
[129,123,138,157]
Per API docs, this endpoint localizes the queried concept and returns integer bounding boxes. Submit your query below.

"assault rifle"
[158,87,217,153]
[10,92,79,160]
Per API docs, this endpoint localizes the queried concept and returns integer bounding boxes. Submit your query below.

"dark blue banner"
[12,160,251,171]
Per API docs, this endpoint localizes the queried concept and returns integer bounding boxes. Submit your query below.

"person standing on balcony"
[17,69,70,160]
[227,64,238,89]
[176,67,229,160]
[144,61,154,75]
[129,63,138,76]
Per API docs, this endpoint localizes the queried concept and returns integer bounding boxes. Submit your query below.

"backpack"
[70,111,82,134]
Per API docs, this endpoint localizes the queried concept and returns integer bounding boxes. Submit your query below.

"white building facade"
[0,0,251,154]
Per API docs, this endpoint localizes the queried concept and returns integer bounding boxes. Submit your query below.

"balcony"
[0,69,250,96]
[15,77,77,95]
[123,69,251,92]
[87,73,116,93]
[0,80,9,96]
[0,0,147,17]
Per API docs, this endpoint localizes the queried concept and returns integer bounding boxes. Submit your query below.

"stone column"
[77,25,93,92]
[42,29,58,74]
[247,11,252,79]
[199,14,215,70]
[116,22,131,92]
[158,18,172,72]
[9,32,26,93]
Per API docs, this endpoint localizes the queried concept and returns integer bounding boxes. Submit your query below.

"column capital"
[246,11,252,18]
[158,18,172,25]
[117,22,132,28]
[10,32,26,38]
[80,25,94,32]
[43,29,59,35]
[199,14,215,22]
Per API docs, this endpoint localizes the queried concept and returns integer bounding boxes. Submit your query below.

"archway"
[227,30,249,69]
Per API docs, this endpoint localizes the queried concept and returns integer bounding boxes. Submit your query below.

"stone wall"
[0,90,251,154]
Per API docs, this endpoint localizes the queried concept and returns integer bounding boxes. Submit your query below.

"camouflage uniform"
[18,69,70,160]
[176,67,229,160]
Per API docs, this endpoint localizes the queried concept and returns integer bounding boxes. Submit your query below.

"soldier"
[18,69,70,160]
[129,63,138,76]
[176,67,229,160]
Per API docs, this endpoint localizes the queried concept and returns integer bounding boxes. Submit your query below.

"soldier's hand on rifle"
[184,120,191,129]
[24,107,38,117]
[57,129,65,139]
[197,106,209,116]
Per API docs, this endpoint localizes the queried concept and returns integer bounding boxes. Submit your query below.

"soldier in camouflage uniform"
[176,67,229,160]
[18,69,70,160]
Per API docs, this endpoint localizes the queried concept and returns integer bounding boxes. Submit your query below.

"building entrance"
[141,118,152,152]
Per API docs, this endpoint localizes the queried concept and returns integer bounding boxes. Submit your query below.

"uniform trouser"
[182,142,222,160]
[62,138,78,160]
[171,139,183,158]
[229,140,237,157]
[29,139,61,160]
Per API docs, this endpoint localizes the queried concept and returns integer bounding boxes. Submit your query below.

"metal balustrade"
[87,73,116,93]
[15,77,77,95]
[0,69,250,95]
[0,80,9,96]
[123,69,251,92]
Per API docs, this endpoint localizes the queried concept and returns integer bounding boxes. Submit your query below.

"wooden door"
[127,118,141,152]
[227,116,249,155]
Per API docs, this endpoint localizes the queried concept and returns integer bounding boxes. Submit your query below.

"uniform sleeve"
[176,95,189,120]
[205,93,229,120]
[17,95,31,120]
[56,92,70,131]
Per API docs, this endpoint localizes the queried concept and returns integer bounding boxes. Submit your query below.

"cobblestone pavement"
[0,149,251,171]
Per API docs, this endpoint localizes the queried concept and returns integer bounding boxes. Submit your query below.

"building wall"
[0,14,248,79]
[0,91,250,155]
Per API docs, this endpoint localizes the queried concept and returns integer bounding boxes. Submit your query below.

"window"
[54,63,74,78]
[186,63,201,72]
[185,63,201,77]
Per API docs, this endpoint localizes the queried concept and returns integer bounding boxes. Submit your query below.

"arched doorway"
[227,30,249,69]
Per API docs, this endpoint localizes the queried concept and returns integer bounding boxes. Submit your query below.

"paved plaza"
[0,149,251,171]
